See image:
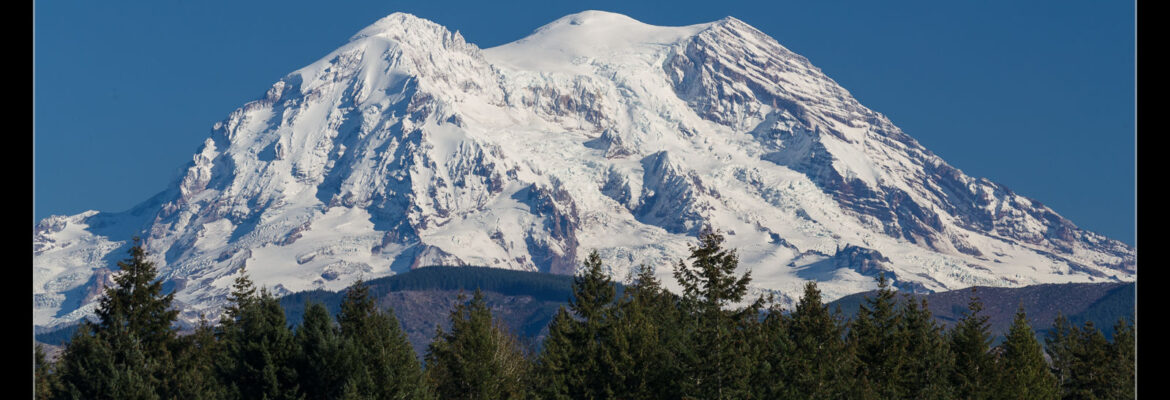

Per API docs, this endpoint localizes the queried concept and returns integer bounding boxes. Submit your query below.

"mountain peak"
[350,12,456,43]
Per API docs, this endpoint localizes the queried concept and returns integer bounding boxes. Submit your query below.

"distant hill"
[827,281,1135,342]
[279,265,597,356]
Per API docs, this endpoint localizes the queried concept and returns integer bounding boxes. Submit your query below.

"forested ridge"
[33,231,1136,399]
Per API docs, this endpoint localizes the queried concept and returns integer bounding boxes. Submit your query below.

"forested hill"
[828,281,1135,341]
[279,265,615,356]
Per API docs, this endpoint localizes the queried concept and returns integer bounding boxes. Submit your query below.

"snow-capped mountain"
[33,11,1135,331]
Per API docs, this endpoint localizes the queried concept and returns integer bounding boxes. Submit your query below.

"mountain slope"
[33,11,1134,331]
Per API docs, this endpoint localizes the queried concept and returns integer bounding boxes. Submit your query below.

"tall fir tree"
[849,273,907,399]
[53,238,178,400]
[337,279,426,400]
[536,306,578,400]
[948,288,994,400]
[293,302,353,400]
[1066,321,1116,399]
[535,250,619,400]
[898,296,954,399]
[671,227,764,400]
[35,343,59,400]
[784,281,859,399]
[608,264,683,400]
[991,305,1058,400]
[1044,313,1076,394]
[217,267,302,400]
[168,314,228,400]
[425,290,530,400]
[1109,317,1136,399]
[750,302,794,400]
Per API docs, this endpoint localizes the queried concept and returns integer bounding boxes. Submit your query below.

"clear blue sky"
[33,0,1136,245]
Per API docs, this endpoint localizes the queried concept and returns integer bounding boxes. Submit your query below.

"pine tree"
[948,288,993,400]
[991,305,1058,400]
[425,290,530,400]
[534,250,619,400]
[899,296,954,399]
[337,279,425,400]
[35,343,58,400]
[54,239,178,399]
[168,314,228,400]
[751,302,794,399]
[1109,317,1136,399]
[1044,313,1075,394]
[849,273,907,399]
[671,227,764,400]
[294,302,352,400]
[217,267,301,400]
[535,306,577,400]
[54,322,159,400]
[1066,321,1116,399]
[608,264,682,400]
[785,281,858,399]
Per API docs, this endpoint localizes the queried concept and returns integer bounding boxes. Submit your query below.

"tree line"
[34,231,1135,399]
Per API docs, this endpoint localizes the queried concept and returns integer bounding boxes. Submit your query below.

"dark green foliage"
[750,302,794,399]
[608,264,684,400]
[949,288,994,400]
[217,268,302,400]
[293,302,352,400]
[1109,317,1135,399]
[53,239,177,400]
[899,296,955,399]
[169,315,229,400]
[425,290,530,400]
[535,306,577,400]
[35,344,59,400]
[534,250,619,400]
[1046,315,1133,400]
[337,279,426,400]
[992,305,1058,400]
[783,281,859,399]
[849,273,906,399]
[670,228,765,400]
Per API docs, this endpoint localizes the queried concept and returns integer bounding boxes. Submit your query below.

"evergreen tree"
[608,264,683,400]
[1109,317,1136,399]
[899,296,954,399]
[35,343,58,400]
[535,306,577,400]
[168,314,228,400]
[337,279,425,400]
[948,288,994,400]
[751,302,794,399]
[991,305,1058,400]
[849,273,907,399]
[1044,313,1076,394]
[54,239,177,400]
[671,227,764,400]
[785,281,858,399]
[217,267,301,400]
[294,302,352,400]
[534,250,619,400]
[425,290,530,400]
[1066,321,1116,400]
[54,322,159,400]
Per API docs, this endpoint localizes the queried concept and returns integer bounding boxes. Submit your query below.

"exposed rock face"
[33,11,1134,331]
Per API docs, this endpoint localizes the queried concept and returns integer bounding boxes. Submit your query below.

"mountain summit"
[34,11,1135,331]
